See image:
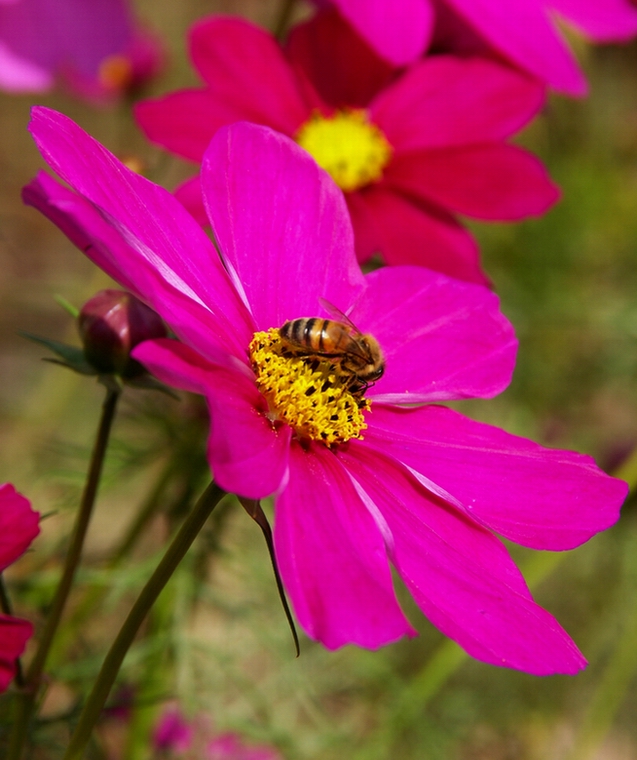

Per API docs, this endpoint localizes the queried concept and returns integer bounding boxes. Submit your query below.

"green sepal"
[21,332,97,375]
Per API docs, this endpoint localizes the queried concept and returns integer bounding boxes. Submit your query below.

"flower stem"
[565,515,637,760]
[7,386,120,760]
[274,0,296,41]
[62,480,226,760]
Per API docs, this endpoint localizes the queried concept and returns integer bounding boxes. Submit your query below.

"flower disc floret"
[295,109,392,191]
[250,329,370,445]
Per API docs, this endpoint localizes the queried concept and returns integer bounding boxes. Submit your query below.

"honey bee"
[279,299,384,393]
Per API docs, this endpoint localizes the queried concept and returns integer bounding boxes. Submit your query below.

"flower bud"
[78,290,166,378]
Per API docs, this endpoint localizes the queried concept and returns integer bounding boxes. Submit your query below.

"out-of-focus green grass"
[2,3,637,759]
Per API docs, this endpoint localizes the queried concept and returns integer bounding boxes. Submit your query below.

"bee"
[279,299,384,393]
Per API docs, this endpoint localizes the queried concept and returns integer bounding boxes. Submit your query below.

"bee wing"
[318,297,361,335]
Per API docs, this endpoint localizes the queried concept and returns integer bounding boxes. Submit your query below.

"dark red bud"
[78,290,166,378]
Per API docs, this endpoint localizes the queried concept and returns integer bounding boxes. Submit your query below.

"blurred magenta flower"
[152,704,282,759]
[207,733,282,760]
[0,0,161,101]
[134,14,559,285]
[324,0,637,94]
[26,107,627,674]
[153,705,195,754]
[0,483,39,692]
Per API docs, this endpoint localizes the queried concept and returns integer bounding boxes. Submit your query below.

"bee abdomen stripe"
[302,318,317,347]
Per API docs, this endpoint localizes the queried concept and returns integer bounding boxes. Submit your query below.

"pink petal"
[134,340,291,500]
[331,0,434,65]
[173,175,208,227]
[286,8,396,108]
[134,90,226,162]
[274,442,414,649]
[28,107,253,361]
[371,55,546,152]
[189,16,308,134]
[385,144,560,220]
[445,0,588,95]
[23,171,139,293]
[22,171,244,368]
[549,0,637,40]
[0,484,39,572]
[0,616,33,693]
[348,187,489,285]
[341,446,586,675]
[364,405,628,550]
[201,122,365,329]
[349,265,516,403]
[344,191,384,265]
[0,42,52,91]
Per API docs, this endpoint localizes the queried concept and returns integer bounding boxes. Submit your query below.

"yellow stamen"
[295,109,392,192]
[250,329,371,446]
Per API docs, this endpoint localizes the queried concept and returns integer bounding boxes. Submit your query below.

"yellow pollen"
[98,53,134,90]
[295,109,392,192]
[250,329,371,446]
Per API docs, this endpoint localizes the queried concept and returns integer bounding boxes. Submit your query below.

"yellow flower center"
[295,110,392,192]
[250,329,371,446]
[98,54,134,90]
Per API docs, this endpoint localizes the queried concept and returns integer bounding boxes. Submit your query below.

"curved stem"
[7,386,120,760]
[62,481,226,760]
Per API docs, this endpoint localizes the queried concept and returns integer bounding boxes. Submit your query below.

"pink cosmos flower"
[134,13,559,286]
[0,0,161,101]
[26,107,627,675]
[0,483,40,692]
[324,0,637,95]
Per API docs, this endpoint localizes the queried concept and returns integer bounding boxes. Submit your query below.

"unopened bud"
[78,290,166,378]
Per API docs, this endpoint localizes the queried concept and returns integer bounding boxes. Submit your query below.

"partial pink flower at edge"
[135,12,559,286]
[326,0,637,95]
[0,483,39,692]
[0,0,162,101]
[26,108,628,675]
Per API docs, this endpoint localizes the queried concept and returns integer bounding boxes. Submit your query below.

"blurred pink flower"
[153,705,195,754]
[207,733,282,760]
[0,483,39,692]
[0,0,161,101]
[134,13,560,286]
[325,0,637,94]
[151,704,282,759]
[26,108,627,674]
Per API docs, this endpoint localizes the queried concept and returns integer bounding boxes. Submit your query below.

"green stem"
[62,481,226,760]
[43,455,177,668]
[7,386,120,760]
[273,0,296,41]
[565,518,637,760]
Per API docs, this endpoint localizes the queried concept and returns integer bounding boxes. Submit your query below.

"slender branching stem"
[7,386,120,760]
[62,481,226,760]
